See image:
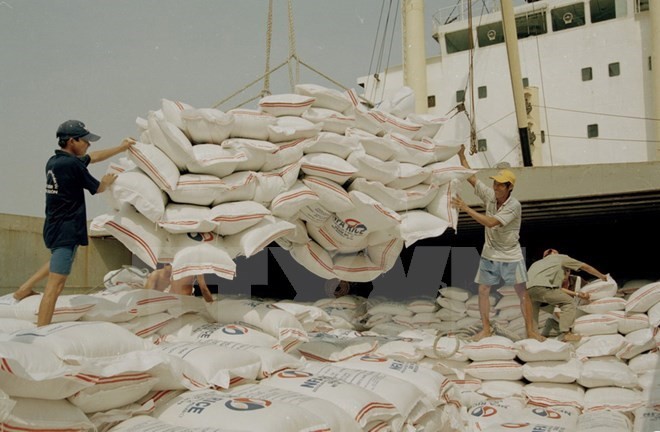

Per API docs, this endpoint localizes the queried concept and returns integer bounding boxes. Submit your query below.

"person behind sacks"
[0,120,135,326]
[144,263,214,303]
[540,271,587,337]
[324,278,374,299]
[527,248,607,342]
[451,144,544,342]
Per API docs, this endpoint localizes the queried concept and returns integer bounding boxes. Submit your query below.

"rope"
[546,134,660,143]
[262,0,274,97]
[534,34,554,165]
[467,0,477,156]
[367,0,398,104]
[287,0,299,89]
[368,1,388,78]
[212,1,373,110]
[211,59,289,109]
[543,105,660,121]
[296,57,376,107]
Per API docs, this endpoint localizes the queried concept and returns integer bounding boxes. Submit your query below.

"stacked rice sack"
[1,276,658,430]
[0,287,463,431]
[91,83,473,284]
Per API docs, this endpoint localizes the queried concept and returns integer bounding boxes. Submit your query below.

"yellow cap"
[490,169,516,186]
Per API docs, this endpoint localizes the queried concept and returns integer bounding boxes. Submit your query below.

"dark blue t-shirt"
[43,150,100,248]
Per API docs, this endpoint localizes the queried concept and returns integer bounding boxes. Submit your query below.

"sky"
[0,0,519,218]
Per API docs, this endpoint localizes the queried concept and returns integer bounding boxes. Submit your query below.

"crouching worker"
[527,248,607,342]
[145,263,214,303]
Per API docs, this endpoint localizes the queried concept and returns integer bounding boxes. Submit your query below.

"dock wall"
[0,213,131,292]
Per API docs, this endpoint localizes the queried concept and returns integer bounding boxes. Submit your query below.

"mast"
[651,0,660,160]
[500,0,533,166]
[402,0,428,114]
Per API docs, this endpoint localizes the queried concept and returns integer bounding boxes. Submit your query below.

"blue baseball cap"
[56,120,101,142]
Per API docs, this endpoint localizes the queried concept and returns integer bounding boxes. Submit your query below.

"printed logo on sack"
[500,424,531,429]
[225,397,271,411]
[187,232,215,243]
[277,370,313,378]
[360,354,387,362]
[222,324,249,335]
[531,408,561,419]
[331,217,367,238]
[470,405,497,417]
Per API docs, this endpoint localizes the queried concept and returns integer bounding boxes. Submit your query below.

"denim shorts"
[50,246,78,275]
[475,257,528,286]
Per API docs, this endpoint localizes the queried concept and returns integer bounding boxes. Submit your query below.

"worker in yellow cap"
[451,144,544,342]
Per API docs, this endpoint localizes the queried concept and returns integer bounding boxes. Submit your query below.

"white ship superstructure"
[358,0,655,167]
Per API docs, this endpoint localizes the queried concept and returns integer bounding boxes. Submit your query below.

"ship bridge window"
[456,90,465,103]
[587,124,599,138]
[609,62,620,77]
[590,0,619,23]
[582,67,593,81]
[551,3,585,31]
[478,86,487,99]
[446,28,472,54]
[477,22,504,48]
[636,0,649,13]
[516,11,547,38]
[477,139,487,152]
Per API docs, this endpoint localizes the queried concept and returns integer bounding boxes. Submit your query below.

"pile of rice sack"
[0,272,658,431]
[90,84,473,282]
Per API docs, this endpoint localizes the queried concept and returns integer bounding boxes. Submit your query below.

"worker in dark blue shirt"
[2,120,134,325]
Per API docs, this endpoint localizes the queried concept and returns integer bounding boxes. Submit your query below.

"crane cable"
[287,0,299,90]
[213,1,370,110]
[262,0,274,97]
[367,0,399,104]
[467,0,478,155]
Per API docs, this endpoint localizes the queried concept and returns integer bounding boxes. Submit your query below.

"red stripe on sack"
[0,358,13,374]
[128,147,170,189]
[317,228,339,248]
[374,239,397,268]
[196,153,247,164]
[384,117,422,132]
[374,204,399,221]
[254,230,295,253]
[368,421,389,432]
[390,134,432,151]
[304,177,350,198]
[172,266,235,278]
[177,179,225,186]
[301,165,354,176]
[333,265,380,272]
[212,214,269,222]
[136,296,178,305]
[51,305,95,315]
[211,214,266,222]
[136,320,172,337]
[355,402,397,422]
[232,110,273,117]
[306,244,334,271]
[446,182,455,227]
[271,190,318,207]
[182,373,207,388]
[345,89,359,106]
[281,339,303,352]
[260,101,314,108]
[105,221,158,267]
